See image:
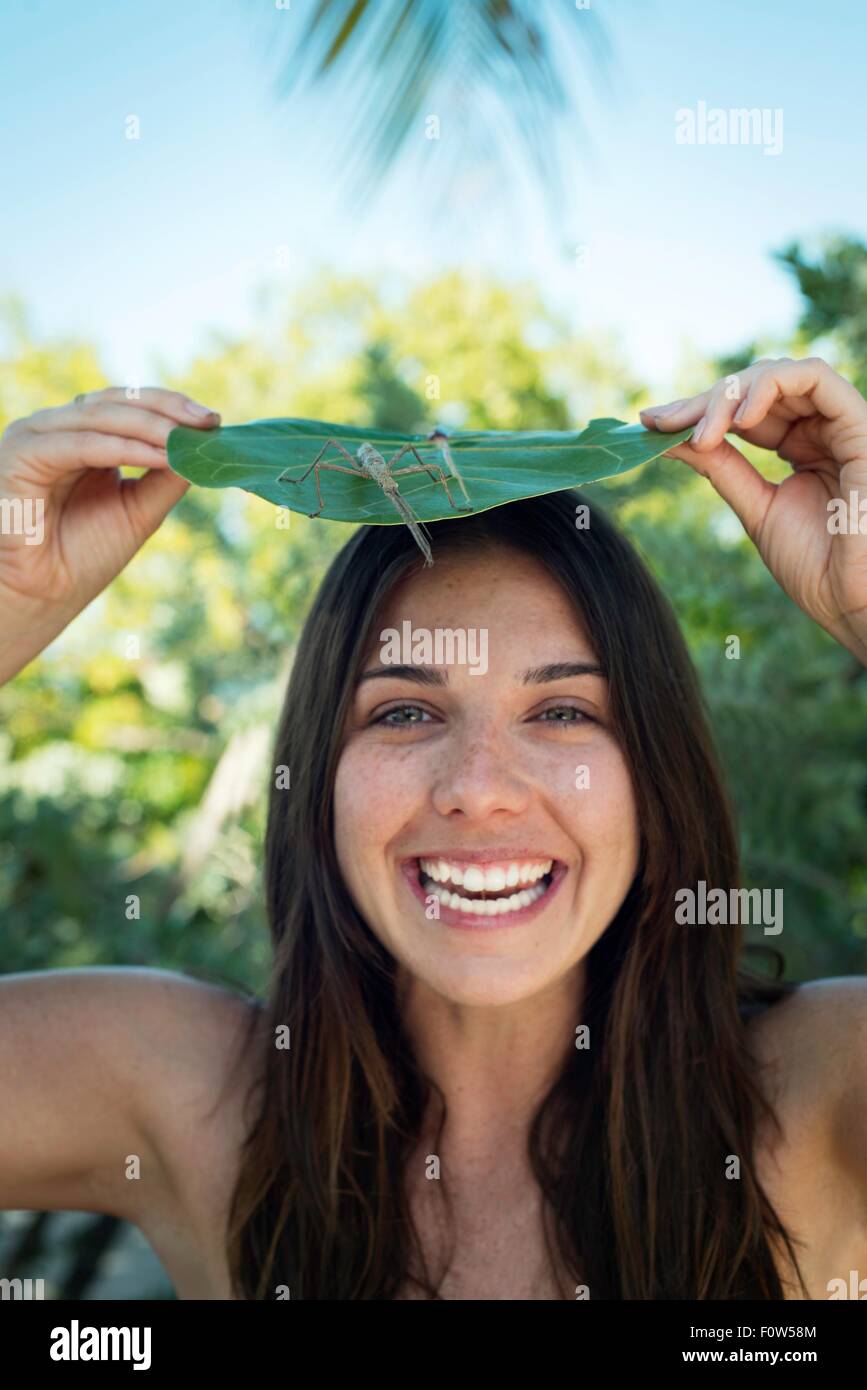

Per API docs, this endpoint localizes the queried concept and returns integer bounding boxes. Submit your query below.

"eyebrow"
[356,660,605,688]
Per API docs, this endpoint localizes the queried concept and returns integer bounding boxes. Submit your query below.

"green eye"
[371,703,593,730]
[536,706,591,725]
[374,704,432,727]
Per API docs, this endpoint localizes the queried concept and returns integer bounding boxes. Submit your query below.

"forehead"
[371,546,594,654]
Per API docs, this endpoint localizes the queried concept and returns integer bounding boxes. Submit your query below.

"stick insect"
[276,431,473,566]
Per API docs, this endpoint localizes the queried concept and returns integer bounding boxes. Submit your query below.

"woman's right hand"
[0,386,221,682]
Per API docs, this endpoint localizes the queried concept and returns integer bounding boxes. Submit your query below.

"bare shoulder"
[0,965,263,1229]
[55,965,262,1107]
[746,976,867,1170]
[746,976,867,1069]
[119,967,265,1167]
[110,966,263,1084]
[124,970,267,1294]
[743,976,867,1299]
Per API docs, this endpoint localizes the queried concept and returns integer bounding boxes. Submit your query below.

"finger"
[640,393,712,431]
[639,359,778,436]
[66,386,221,427]
[23,401,208,450]
[120,468,191,539]
[705,357,867,463]
[643,366,777,455]
[731,357,867,436]
[663,437,775,545]
[690,374,769,452]
[773,417,828,469]
[15,430,171,483]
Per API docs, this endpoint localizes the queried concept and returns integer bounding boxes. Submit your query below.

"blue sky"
[1,0,865,395]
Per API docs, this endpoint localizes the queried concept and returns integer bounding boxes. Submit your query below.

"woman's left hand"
[640,357,867,664]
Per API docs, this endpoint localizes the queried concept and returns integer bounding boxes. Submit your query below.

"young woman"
[0,357,864,1300]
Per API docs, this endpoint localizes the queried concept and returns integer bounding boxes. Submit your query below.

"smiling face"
[333,544,641,1008]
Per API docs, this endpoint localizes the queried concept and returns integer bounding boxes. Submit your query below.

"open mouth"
[413,856,563,919]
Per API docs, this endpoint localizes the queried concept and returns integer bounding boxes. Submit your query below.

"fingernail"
[733,401,747,423]
[691,418,706,444]
[186,400,220,419]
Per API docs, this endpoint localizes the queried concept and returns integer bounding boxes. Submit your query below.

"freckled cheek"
[590,761,640,868]
[333,745,422,885]
[545,744,639,863]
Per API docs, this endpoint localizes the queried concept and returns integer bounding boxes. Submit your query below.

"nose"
[429,719,532,820]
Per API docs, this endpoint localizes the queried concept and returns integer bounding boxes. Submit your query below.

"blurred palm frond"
[261,0,612,208]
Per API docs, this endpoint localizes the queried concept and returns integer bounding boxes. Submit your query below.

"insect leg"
[276,438,346,486]
[277,439,360,517]
[391,454,474,512]
[305,461,365,517]
[426,431,472,506]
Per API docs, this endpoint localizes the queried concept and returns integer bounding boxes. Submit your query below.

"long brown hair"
[226,489,806,1299]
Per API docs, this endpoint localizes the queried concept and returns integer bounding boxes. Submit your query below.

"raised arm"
[0,387,250,1225]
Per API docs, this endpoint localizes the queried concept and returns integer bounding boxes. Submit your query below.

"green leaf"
[166,416,695,525]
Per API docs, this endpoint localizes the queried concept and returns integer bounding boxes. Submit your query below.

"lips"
[401,853,568,931]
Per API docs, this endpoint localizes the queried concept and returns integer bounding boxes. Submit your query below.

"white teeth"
[422,879,548,916]
[418,857,553,890]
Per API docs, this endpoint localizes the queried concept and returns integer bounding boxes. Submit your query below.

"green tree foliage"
[775,234,867,394]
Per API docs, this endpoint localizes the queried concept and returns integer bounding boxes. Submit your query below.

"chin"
[399,944,579,1010]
